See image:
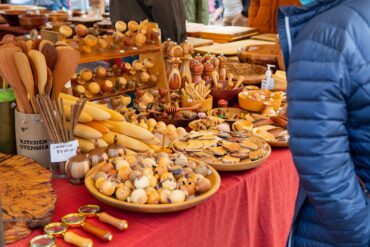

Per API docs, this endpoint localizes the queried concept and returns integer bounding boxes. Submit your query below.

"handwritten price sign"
[50,140,79,162]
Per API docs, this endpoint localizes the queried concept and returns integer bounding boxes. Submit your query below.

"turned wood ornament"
[191,61,204,85]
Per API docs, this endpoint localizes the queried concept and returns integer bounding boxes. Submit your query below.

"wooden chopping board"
[186,37,214,48]
[199,26,257,43]
[194,39,274,56]
[0,153,56,244]
[251,33,278,43]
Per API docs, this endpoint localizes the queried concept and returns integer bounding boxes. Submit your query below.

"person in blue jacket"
[278,0,370,246]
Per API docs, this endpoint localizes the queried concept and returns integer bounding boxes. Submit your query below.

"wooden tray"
[0,153,56,244]
[85,159,221,213]
[194,39,273,56]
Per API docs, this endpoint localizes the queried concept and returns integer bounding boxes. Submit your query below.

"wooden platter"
[85,159,221,213]
[226,62,266,84]
[0,153,56,244]
[194,39,273,56]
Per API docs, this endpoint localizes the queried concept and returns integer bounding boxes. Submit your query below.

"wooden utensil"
[13,51,37,112]
[0,46,33,113]
[52,46,80,100]
[28,50,48,96]
[227,73,234,89]
[211,70,219,89]
[41,42,57,70]
[45,68,53,97]
[233,76,245,89]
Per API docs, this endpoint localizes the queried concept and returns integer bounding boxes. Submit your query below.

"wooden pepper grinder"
[191,61,204,85]
[194,53,203,63]
[167,45,183,91]
[162,38,176,75]
[218,54,228,81]
[202,61,214,85]
[180,40,194,87]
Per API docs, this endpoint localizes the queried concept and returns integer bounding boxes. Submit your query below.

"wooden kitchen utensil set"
[0,37,80,114]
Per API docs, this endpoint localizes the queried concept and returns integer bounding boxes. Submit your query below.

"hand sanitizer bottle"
[261,64,275,90]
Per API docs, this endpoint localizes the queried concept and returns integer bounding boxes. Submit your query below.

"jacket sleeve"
[248,0,259,27]
[287,37,370,246]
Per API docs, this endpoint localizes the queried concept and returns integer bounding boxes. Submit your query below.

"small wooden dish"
[207,107,248,122]
[85,159,221,213]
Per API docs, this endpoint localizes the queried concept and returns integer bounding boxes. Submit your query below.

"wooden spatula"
[52,46,80,100]
[41,42,58,70]
[28,50,48,95]
[0,47,33,113]
[13,51,37,112]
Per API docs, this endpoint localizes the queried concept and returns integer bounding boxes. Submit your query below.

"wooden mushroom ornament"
[88,140,109,167]
[107,136,126,158]
[65,149,91,184]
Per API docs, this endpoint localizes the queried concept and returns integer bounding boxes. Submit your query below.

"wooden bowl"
[19,14,48,29]
[225,62,266,85]
[238,91,265,112]
[211,80,243,106]
[238,44,280,68]
[85,159,221,213]
[49,12,69,23]
[0,10,27,26]
[181,95,213,112]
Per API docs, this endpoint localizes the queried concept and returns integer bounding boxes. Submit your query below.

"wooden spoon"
[28,50,48,95]
[52,46,80,100]
[13,51,37,112]
[0,47,33,113]
[41,42,58,70]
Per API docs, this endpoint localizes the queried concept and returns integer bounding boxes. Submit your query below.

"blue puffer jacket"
[278,0,370,246]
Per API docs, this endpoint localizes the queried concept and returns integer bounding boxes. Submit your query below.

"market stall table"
[8,149,298,247]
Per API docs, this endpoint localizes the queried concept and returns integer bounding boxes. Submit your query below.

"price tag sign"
[50,140,79,163]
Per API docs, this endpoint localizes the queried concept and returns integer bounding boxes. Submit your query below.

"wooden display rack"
[77,42,168,102]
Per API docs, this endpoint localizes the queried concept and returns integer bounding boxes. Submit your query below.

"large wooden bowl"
[19,14,48,29]
[85,159,221,213]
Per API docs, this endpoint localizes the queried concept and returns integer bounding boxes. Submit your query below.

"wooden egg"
[134,33,146,47]
[97,38,108,50]
[115,21,127,32]
[116,184,131,201]
[146,187,160,204]
[87,82,100,94]
[101,80,113,93]
[84,34,98,47]
[128,20,139,32]
[80,68,93,81]
[76,24,88,37]
[100,180,116,196]
[59,25,73,38]
[95,66,107,79]
[130,189,147,204]
[140,72,150,83]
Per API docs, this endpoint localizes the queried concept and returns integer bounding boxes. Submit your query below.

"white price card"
[50,140,79,163]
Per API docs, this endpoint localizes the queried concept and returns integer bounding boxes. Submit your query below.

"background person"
[110,0,187,43]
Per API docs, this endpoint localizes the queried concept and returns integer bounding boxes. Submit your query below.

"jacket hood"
[277,0,344,67]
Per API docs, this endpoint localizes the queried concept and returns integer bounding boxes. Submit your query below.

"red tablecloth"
[8,149,298,247]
